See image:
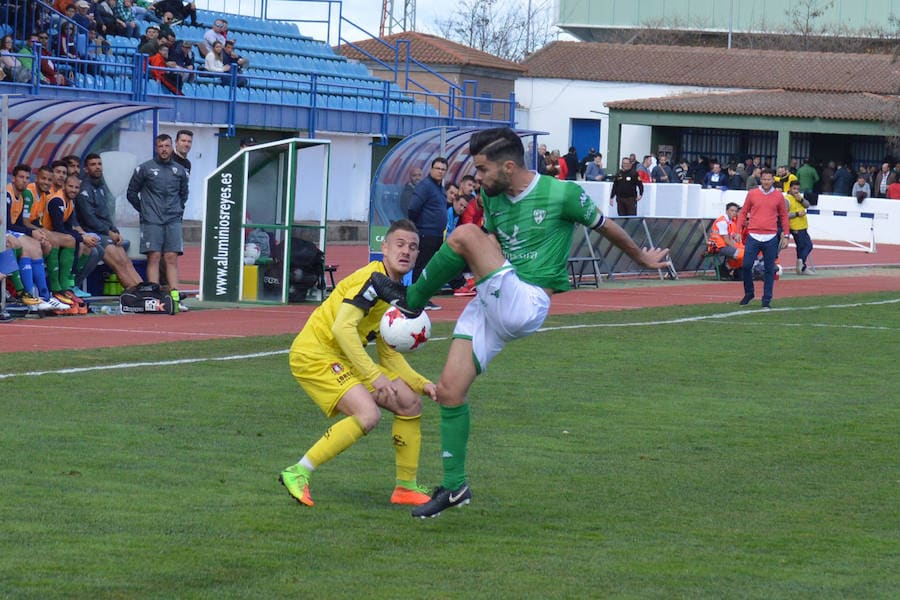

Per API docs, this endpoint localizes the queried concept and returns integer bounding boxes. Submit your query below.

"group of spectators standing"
[2,129,194,315]
[525,144,900,203]
[398,161,483,309]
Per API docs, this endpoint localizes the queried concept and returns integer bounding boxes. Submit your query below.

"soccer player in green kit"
[370,128,670,517]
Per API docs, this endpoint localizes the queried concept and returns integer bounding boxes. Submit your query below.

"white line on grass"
[3,297,897,380]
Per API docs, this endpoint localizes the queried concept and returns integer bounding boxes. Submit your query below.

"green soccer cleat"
[279,464,314,507]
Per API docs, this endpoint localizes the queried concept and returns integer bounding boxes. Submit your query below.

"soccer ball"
[379,307,431,353]
[243,243,261,265]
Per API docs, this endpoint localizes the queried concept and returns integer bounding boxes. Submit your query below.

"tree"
[790,0,835,50]
[431,0,556,62]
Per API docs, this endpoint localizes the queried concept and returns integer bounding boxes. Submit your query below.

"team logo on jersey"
[172,167,179,175]
[149,168,160,177]
[495,224,522,252]
[331,362,343,374]
[533,209,546,224]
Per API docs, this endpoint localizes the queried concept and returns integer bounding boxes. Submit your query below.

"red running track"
[2,242,899,354]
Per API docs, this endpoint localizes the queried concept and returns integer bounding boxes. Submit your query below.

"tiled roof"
[522,41,900,94]
[605,89,900,122]
[337,32,525,73]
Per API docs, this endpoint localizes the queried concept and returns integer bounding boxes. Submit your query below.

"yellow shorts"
[289,346,401,417]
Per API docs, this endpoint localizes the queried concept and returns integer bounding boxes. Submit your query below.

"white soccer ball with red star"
[379,307,431,353]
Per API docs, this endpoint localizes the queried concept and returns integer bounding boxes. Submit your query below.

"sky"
[261,0,545,44]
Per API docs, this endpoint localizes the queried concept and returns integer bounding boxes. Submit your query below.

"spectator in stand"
[702,161,729,190]
[833,163,853,196]
[774,165,797,193]
[200,18,226,56]
[745,167,762,190]
[687,156,708,185]
[170,40,195,82]
[407,157,448,311]
[138,24,160,54]
[151,0,198,26]
[796,158,819,196]
[788,158,799,174]
[578,148,597,179]
[819,160,835,194]
[609,157,643,216]
[561,147,579,181]
[726,164,745,190]
[636,155,652,184]
[91,0,117,36]
[584,153,607,182]
[223,39,248,71]
[57,21,79,59]
[148,43,182,94]
[851,175,870,203]
[222,39,249,86]
[735,168,790,309]
[673,160,689,183]
[113,0,140,38]
[1,35,30,82]
[651,154,674,183]
[204,40,232,82]
[158,10,176,39]
[72,0,96,31]
[35,33,70,85]
[784,181,814,274]
[873,162,896,198]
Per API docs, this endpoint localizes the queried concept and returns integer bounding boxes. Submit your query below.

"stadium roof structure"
[606,90,900,122]
[521,42,899,95]
[338,31,525,73]
[2,97,157,168]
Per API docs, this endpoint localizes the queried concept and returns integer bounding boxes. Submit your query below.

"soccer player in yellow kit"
[279,219,437,507]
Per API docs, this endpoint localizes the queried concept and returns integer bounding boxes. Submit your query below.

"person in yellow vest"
[26,165,97,304]
[708,202,744,280]
[784,181,814,274]
[774,165,798,193]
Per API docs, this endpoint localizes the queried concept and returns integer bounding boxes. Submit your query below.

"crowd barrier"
[577,182,899,246]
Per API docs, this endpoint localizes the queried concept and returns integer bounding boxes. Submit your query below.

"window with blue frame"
[479,92,493,115]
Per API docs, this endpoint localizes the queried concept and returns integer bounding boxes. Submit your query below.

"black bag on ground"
[289,239,325,301]
[119,282,175,315]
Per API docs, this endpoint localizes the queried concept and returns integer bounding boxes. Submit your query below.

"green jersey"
[482,174,601,292]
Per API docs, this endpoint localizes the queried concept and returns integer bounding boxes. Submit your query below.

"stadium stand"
[1,2,473,138]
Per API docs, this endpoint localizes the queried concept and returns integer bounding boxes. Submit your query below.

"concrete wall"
[578,181,900,245]
[514,78,735,159]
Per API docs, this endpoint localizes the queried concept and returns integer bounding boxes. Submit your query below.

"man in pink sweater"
[735,168,790,309]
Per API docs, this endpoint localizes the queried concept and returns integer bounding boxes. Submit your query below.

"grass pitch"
[1,292,898,599]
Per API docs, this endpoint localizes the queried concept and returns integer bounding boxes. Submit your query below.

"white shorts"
[452,262,550,374]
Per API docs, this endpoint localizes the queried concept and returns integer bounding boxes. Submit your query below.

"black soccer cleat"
[368,272,422,317]
[411,484,472,518]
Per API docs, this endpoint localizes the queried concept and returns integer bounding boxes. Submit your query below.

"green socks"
[440,403,470,490]
[407,243,466,310]
[45,249,61,291]
[59,247,76,289]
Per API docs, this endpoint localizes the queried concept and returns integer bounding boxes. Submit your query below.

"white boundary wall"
[577,182,900,245]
